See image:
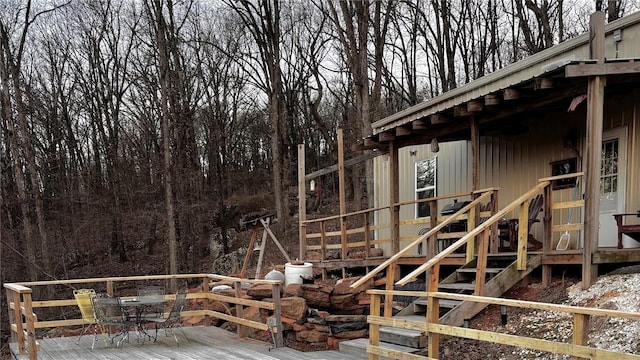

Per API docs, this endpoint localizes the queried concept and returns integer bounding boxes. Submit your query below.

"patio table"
[120,297,168,342]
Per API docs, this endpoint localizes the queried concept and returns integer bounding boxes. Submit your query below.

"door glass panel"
[600,138,619,212]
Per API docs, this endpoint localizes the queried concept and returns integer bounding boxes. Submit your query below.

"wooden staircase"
[378,254,542,349]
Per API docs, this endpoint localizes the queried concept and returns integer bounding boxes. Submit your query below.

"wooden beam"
[363,138,380,148]
[484,94,501,106]
[470,117,479,191]
[338,129,347,263]
[503,88,520,100]
[583,12,605,289]
[467,99,484,112]
[454,104,471,117]
[304,150,388,181]
[502,88,520,100]
[378,132,395,142]
[298,145,306,260]
[430,113,449,124]
[395,126,411,137]
[565,61,640,77]
[412,119,429,130]
[534,77,554,90]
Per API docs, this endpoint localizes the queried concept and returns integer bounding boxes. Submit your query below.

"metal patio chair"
[92,295,133,348]
[145,289,188,345]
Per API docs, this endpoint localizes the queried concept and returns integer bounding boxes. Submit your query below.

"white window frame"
[415,156,437,218]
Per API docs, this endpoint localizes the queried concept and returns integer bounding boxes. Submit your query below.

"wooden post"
[384,262,395,318]
[234,281,245,339]
[364,212,371,258]
[106,280,114,296]
[298,144,307,260]
[571,313,590,360]
[387,139,400,315]
[583,12,605,289]
[272,283,284,348]
[320,221,327,261]
[427,201,438,286]
[338,129,347,263]
[369,293,381,360]
[470,117,480,191]
[467,204,476,262]
[23,292,37,360]
[489,191,499,254]
[542,185,553,286]
[11,290,23,351]
[427,264,440,359]
[517,200,529,270]
[390,140,400,256]
[474,230,490,295]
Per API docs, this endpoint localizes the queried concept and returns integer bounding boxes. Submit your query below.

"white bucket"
[284,262,313,286]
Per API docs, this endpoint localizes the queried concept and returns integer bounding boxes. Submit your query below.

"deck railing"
[366,289,640,359]
[300,187,498,268]
[4,273,284,359]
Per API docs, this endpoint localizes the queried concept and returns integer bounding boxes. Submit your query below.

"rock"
[280,296,307,320]
[306,251,322,260]
[246,284,274,299]
[211,246,249,275]
[333,276,373,295]
[296,330,330,343]
[285,283,331,308]
[330,293,355,310]
[369,248,384,257]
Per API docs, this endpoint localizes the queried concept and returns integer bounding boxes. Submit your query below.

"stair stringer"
[439,254,542,326]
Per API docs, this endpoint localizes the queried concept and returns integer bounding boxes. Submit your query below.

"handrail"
[397,181,550,286]
[366,289,640,359]
[349,190,495,289]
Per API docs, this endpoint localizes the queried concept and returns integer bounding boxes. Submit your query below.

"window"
[416,156,437,218]
[600,138,619,211]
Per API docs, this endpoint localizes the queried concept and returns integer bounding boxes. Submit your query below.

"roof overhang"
[362,11,640,151]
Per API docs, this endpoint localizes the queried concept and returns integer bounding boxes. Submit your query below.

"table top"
[120,297,167,306]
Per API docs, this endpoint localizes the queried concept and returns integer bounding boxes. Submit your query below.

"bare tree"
[0,0,68,280]
[224,0,291,225]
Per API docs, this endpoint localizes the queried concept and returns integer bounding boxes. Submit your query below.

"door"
[598,127,627,247]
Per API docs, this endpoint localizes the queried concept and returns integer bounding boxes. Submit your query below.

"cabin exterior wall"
[374,89,639,256]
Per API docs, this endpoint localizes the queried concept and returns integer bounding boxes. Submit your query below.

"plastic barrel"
[284,262,313,286]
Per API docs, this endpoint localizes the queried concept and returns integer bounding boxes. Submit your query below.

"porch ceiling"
[361,59,640,151]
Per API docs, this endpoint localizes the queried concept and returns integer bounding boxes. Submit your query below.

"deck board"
[9,326,364,360]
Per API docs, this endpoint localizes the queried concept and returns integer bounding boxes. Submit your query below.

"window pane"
[417,189,435,217]
[416,159,435,190]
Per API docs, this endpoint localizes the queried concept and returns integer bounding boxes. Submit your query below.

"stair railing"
[351,189,496,316]
[397,181,550,287]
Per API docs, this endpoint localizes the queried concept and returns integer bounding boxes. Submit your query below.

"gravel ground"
[433,266,640,359]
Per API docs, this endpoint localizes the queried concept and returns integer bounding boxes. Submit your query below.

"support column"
[297,144,306,260]
[583,12,605,289]
[470,117,480,191]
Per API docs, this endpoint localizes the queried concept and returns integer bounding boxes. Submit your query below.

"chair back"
[138,286,165,300]
[167,290,187,320]
[528,194,544,227]
[73,289,96,323]
[92,296,125,324]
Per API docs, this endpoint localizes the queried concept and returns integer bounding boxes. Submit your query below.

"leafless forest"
[0,0,636,287]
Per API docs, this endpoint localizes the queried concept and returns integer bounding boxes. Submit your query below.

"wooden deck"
[9,326,363,360]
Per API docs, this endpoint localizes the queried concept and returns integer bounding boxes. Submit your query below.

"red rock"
[280,296,307,320]
[334,276,373,295]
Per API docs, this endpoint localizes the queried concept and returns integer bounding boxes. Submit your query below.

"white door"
[598,127,627,247]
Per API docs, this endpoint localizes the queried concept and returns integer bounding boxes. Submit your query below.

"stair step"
[414,298,461,311]
[339,337,421,359]
[438,283,475,291]
[380,326,427,348]
[456,267,503,274]
[379,316,428,348]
